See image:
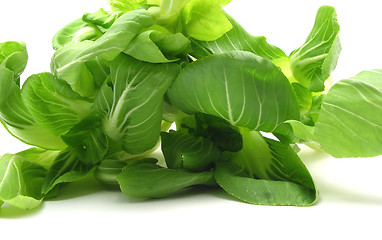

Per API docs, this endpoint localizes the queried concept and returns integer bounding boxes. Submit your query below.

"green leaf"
[0,154,46,210]
[98,54,180,155]
[108,0,151,12]
[52,18,103,50]
[0,43,65,149]
[190,14,286,60]
[315,70,382,157]
[51,9,155,97]
[95,159,127,186]
[16,148,60,170]
[21,72,93,136]
[217,128,316,206]
[161,130,221,171]
[286,120,315,142]
[84,57,110,88]
[290,6,341,92]
[124,30,190,63]
[215,161,316,206]
[42,149,96,194]
[180,0,232,41]
[178,113,243,152]
[61,116,108,165]
[82,8,124,30]
[0,41,28,81]
[117,158,216,198]
[168,51,300,132]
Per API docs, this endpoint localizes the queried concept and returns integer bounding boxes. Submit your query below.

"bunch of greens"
[1,0,381,210]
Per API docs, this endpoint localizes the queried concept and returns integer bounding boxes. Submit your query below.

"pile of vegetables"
[1,0,381,210]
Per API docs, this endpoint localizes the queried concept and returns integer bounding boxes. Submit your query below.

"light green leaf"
[22,72,93,136]
[16,148,60,170]
[124,30,190,63]
[217,128,316,206]
[82,8,124,30]
[167,51,299,132]
[0,43,65,149]
[52,18,103,50]
[117,158,216,198]
[108,0,150,12]
[190,14,286,60]
[51,9,155,97]
[286,120,315,142]
[0,154,46,210]
[98,54,180,155]
[161,130,221,171]
[290,6,341,92]
[0,41,28,82]
[180,0,232,41]
[315,70,382,157]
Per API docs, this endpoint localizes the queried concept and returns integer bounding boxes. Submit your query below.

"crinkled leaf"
[190,14,286,60]
[315,70,382,157]
[96,54,180,154]
[117,158,216,198]
[51,9,154,97]
[0,154,46,210]
[290,6,341,92]
[168,51,300,132]
[22,72,93,136]
[161,130,220,171]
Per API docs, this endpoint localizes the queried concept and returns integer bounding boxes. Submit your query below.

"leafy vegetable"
[1,0,381,211]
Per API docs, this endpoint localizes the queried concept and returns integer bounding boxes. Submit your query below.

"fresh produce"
[1,0,381,210]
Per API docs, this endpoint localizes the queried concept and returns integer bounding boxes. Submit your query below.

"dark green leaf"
[216,129,316,206]
[61,116,108,165]
[42,149,96,194]
[117,158,216,198]
[161,130,221,171]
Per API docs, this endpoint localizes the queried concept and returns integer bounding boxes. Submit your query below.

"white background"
[1,0,382,239]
